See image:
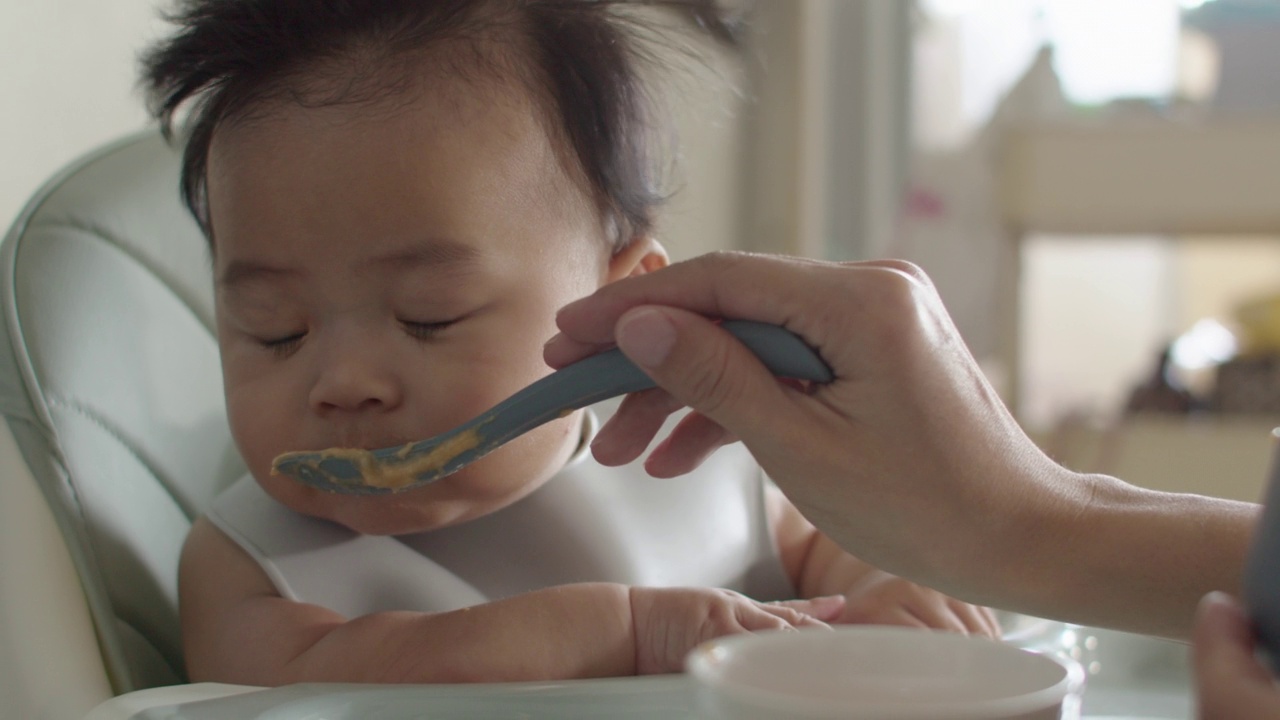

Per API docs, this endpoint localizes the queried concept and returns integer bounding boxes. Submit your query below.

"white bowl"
[686,626,1085,720]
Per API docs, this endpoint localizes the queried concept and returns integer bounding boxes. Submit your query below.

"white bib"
[207,403,794,618]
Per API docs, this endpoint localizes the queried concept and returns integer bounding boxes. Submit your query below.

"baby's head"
[142,0,733,534]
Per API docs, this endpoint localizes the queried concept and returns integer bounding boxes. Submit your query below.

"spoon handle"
[467,320,833,450]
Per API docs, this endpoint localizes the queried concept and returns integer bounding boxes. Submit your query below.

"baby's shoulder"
[180,513,280,602]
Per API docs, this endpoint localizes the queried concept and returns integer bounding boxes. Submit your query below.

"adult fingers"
[1193,592,1270,683]
[642,411,739,479]
[589,389,684,466]
[604,306,806,447]
[1192,591,1280,720]
[546,252,829,366]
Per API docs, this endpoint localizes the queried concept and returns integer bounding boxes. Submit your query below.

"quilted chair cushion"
[0,132,245,692]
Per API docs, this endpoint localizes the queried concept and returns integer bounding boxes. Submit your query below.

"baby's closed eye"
[261,330,307,357]
[399,317,460,341]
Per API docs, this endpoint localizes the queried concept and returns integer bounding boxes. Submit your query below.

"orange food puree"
[271,427,484,491]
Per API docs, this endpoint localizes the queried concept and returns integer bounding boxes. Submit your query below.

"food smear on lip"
[270,427,485,491]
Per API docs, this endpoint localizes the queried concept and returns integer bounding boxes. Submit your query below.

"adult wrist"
[960,463,1101,617]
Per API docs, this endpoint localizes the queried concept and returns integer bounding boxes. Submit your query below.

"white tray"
[91,626,1195,719]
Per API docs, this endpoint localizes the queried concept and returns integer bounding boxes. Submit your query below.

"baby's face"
[206,69,658,535]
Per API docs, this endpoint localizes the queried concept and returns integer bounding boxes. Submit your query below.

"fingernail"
[1200,591,1237,612]
[542,334,568,354]
[616,308,675,369]
[1197,591,1244,629]
[589,432,607,452]
[1198,591,1239,620]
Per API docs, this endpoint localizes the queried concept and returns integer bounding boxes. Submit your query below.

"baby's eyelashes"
[399,318,458,341]
[261,331,306,358]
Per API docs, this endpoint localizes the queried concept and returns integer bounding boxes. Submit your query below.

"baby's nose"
[308,339,404,414]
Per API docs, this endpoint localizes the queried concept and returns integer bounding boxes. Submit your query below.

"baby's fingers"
[864,605,930,630]
[770,595,847,624]
[910,597,976,634]
[952,602,1002,639]
[741,598,838,632]
[846,594,962,633]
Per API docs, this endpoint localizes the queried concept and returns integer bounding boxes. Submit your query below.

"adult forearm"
[991,473,1258,639]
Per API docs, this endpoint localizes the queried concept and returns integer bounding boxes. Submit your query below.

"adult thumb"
[1192,591,1276,718]
[613,306,791,440]
[1194,592,1271,682]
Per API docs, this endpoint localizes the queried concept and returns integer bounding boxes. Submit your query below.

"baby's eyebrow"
[217,261,296,290]
[216,238,483,290]
[360,239,483,273]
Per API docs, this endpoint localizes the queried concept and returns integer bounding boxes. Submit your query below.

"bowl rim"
[685,626,1086,718]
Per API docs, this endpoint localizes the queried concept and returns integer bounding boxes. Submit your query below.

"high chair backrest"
[0,131,245,693]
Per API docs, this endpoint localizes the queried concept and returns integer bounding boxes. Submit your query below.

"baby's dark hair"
[140,0,740,248]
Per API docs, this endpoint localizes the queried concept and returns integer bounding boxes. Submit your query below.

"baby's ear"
[605,236,669,282]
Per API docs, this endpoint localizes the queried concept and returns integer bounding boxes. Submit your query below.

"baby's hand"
[839,571,1001,638]
[629,587,845,674]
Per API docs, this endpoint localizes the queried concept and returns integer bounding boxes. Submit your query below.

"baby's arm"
[768,486,1000,636]
[181,516,835,685]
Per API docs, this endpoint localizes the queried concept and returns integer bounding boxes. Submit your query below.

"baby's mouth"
[326,427,418,453]
[271,428,485,493]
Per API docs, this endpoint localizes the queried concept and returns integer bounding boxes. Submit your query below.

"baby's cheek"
[226,393,290,481]
[458,414,582,498]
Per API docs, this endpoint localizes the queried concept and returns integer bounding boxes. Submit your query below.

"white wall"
[1019,235,1177,429]
[652,44,749,261]
[1,1,168,230]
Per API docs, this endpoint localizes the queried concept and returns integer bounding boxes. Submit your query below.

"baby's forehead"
[204,47,605,255]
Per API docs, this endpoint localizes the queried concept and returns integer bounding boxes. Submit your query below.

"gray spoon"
[271,320,832,495]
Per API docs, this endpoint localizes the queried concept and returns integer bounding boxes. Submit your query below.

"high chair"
[0,130,245,717]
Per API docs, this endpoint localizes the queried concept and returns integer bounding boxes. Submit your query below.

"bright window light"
[1045,0,1181,105]
[1171,319,1238,370]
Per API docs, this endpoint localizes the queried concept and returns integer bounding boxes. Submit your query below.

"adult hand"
[1193,592,1280,719]
[545,252,1255,637]
[545,252,1076,606]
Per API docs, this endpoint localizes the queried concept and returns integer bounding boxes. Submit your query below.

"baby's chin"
[254,467,552,536]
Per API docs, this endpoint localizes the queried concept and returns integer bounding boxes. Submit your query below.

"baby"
[141,0,999,685]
